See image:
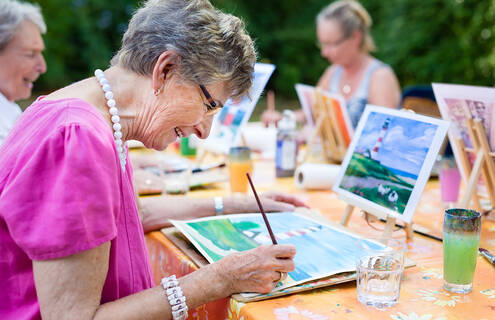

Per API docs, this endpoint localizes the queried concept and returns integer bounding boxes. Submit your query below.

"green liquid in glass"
[443,233,479,285]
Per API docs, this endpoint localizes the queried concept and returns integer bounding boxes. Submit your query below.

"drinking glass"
[162,166,191,195]
[228,146,253,193]
[443,208,481,294]
[356,237,406,308]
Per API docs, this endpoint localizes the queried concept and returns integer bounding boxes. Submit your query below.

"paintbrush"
[246,172,278,244]
[479,248,495,267]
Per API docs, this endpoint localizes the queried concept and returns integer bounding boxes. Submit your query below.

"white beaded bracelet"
[161,275,188,320]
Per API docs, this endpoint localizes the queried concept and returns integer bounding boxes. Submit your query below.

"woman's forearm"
[139,196,215,233]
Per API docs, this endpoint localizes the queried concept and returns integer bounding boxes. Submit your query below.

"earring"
[153,88,162,96]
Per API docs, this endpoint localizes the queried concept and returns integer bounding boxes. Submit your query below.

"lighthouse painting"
[171,212,384,292]
[333,105,449,223]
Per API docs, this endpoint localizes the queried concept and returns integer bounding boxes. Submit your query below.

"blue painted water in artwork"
[227,213,384,282]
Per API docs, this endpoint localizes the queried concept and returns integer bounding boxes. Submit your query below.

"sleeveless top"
[329,59,389,128]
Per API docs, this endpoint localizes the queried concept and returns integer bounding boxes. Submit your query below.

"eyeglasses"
[199,84,223,116]
[316,36,348,50]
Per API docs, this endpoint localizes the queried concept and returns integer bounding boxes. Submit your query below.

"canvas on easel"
[332,105,449,238]
[432,83,495,212]
[199,63,275,158]
[297,86,353,163]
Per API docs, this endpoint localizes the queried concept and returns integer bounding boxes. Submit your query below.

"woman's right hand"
[261,109,282,127]
[213,244,296,294]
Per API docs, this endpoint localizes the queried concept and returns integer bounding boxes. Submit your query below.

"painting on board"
[432,83,495,191]
[295,83,316,126]
[333,105,449,223]
[171,212,385,292]
[295,84,353,145]
[201,63,275,154]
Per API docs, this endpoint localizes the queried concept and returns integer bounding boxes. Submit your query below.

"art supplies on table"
[201,63,275,155]
[240,122,277,158]
[295,163,340,190]
[166,209,415,302]
[143,154,227,189]
[275,110,297,177]
[333,105,449,224]
[479,248,495,267]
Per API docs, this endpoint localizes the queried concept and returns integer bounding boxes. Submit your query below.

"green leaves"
[33,0,495,97]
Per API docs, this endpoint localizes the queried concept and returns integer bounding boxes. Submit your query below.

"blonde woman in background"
[262,0,401,128]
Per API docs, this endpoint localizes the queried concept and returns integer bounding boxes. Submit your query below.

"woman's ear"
[351,29,363,48]
[152,51,180,95]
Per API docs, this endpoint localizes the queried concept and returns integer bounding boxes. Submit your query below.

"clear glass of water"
[356,237,406,308]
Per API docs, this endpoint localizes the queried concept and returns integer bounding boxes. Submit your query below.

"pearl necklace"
[94,69,127,171]
[342,84,351,95]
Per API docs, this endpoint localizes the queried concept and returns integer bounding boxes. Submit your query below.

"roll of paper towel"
[295,163,341,190]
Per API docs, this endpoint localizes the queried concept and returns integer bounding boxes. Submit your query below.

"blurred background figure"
[262,0,401,128]
[0,0,46,145]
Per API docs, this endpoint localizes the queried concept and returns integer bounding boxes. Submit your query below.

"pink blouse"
[0,98,154,319]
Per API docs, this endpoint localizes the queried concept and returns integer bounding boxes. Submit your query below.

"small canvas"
[432,83,495,187]
[333,105,449,223]
[295,83,316,126]
[170,212,386,292]
[295,84,353,137]
[201,63,275,154]
[320,90,354,146]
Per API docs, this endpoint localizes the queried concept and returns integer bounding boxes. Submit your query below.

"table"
[145,158,495,320]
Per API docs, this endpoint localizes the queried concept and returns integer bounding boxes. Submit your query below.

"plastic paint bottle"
[180,136,197,156]
[276,110,297,177]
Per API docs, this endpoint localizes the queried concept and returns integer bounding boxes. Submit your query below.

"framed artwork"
[201,63,275,154]
[333,105,449,223]
[432,83,495,187]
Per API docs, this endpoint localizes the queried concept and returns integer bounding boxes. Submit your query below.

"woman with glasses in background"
[262,0,401,128]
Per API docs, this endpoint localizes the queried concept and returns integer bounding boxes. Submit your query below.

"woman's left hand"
[223,191,308,215]
[262,191,309,208]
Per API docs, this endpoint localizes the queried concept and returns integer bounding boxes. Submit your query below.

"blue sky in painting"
[355,112,438,175]
[227,213,384,282]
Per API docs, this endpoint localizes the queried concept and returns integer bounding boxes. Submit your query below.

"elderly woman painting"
[0,0,295,319]
[0,0,46,145]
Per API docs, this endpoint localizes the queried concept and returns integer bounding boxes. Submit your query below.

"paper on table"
[295,163,340,190]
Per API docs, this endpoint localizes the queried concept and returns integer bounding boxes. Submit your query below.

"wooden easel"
[457,113,495,211]
[340,204,415,240]
[303,88,347,163]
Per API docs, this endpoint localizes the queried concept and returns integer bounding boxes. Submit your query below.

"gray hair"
[111,0,256,99]
[0,0,46,52]
[317,0,376,52]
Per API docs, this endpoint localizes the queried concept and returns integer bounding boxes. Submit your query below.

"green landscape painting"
[339,111,438,214]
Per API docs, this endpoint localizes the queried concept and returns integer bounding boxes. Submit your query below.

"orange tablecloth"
[145,159,495,320]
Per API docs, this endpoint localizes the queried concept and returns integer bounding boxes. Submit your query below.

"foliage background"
[33,0,495,100]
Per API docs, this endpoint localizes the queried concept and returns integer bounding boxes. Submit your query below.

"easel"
[303,88,348,163]
[457,111,495,212]
[339,204,414,240]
